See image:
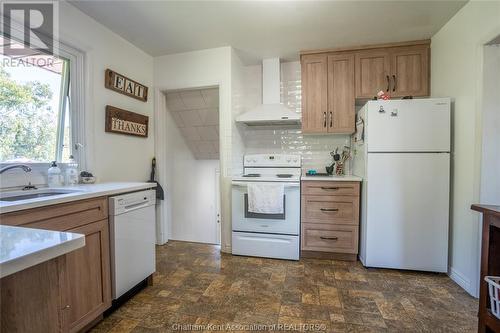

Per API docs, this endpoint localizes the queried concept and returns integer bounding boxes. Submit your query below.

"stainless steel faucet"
[0,164,32,174]
[0,164,37,190]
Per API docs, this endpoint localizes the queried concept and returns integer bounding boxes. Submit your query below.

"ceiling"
[70,1,467,64]
[166,88,220,160]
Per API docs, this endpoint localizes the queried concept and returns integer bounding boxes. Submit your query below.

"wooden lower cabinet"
[301,181,361,260]
[0,197,112,332]
[66,219,111,333]
[1,256,68,333]
[301,224,358,253]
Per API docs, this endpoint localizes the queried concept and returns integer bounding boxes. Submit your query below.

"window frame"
[0,19,87,171]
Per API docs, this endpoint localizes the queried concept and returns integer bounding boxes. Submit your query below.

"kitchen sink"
[0,189,83,202]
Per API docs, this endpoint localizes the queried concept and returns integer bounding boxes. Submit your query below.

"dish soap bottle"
[65,155,79,186]
[48,161,62,187]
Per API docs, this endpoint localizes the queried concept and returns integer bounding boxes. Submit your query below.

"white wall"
[154,47,234,251]
[431,0,500,296]
[58,2,154,182]
[164,106,220,244]
[480,45,500,204]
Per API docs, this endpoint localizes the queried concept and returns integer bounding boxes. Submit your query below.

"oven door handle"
[232,182,300,188]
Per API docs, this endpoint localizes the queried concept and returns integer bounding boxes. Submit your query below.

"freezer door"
[365,153,450,272]
[367,99,450,152]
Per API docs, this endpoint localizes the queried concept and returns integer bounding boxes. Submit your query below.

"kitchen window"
[0,34,86,168]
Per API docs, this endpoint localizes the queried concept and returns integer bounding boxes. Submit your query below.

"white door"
[215,169,221,245]
[367,98,450,152]
[365,152,450,272]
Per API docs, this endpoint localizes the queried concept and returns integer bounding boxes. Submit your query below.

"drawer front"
[301,181,359,196]
[0,197,108,231]
[301,195,359,225]
[301,223,358,253]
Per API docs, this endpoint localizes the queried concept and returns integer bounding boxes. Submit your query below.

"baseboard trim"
[449,267,473,295]
[221,245,231,253]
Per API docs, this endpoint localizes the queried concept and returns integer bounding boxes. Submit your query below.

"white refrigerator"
[353,98,450,272]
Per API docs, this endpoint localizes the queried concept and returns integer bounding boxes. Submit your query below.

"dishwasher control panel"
[109,189,156,215]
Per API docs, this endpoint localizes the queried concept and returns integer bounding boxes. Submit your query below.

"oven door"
[231,181,300,235]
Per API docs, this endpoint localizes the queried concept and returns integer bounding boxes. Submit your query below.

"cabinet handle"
[323,112,327,128]
[320,208,339,212]
[320,236,338,240]
[320,187,339,190]
[392,75,397,92]
[62,305,71,310]
[386,75,390,92]
[329,112,333,127]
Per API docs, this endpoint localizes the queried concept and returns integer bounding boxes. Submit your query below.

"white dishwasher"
[109,189,156,299]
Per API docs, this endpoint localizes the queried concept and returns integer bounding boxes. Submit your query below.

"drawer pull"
[320,236,338,241]
[320,187,339,190]
[320,208,339,212]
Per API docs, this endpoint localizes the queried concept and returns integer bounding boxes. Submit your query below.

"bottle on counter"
[47,161,62,187]
[65,155,79,186]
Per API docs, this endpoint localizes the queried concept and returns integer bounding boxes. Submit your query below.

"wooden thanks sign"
[105,105,148,137]
[105,69,148,102]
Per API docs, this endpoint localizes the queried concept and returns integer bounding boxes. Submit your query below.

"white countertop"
[301,174,362,182]
[0,182,157,214]
[0,225,85,278]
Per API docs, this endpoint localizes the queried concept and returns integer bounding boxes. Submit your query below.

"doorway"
[163,86,221,245]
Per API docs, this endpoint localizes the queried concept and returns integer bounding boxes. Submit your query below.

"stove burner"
[243,174,261,178]
[277,174,293,178]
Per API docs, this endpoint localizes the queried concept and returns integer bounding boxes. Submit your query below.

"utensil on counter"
[326,163,334,175]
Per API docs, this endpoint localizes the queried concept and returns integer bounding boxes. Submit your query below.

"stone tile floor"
[91,241,478,332]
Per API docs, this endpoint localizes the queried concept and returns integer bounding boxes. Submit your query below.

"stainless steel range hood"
[236,58,301,126]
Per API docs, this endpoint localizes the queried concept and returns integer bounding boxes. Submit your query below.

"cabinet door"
[301,54,328,133]
[65,219,111,333]
[355,50,391,98]
[1,257,67,333]
[327,54,355,134]
[390,45,430,97]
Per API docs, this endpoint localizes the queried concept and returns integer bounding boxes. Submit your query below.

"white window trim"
[0,17,88,189]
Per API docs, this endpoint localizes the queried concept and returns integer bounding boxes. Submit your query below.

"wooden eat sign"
[105,69,148,102]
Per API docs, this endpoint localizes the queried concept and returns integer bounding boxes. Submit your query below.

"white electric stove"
[231,154,301,260]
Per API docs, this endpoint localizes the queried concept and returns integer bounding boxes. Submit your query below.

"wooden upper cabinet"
[66,219,111,333]
[301,40,430,134]
[327,54,355,133]
[390,45,429,97]
[355,50,391,99]
[301,54,328,133]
